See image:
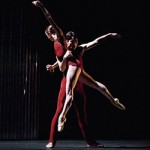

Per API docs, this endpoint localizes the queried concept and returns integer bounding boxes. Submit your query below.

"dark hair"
[66,31,78,40]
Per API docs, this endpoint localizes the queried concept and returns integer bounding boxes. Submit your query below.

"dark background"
[0,0,150,141]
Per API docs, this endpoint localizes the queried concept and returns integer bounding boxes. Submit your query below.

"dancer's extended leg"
[79,70,125,110]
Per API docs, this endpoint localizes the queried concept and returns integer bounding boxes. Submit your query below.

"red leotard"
[54,41,83,69]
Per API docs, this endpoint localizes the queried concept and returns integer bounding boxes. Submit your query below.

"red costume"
[49,40,96,145]
[49,76,97,145]
[54,40,83,69]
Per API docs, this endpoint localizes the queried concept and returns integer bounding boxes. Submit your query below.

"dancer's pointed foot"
[111,98,126,110]
[46,142,54,148]
[57,117,66,132]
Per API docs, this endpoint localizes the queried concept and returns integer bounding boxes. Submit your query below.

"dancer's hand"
[46,64,54,72]
[110,33,121,39]
[32,0,43,7]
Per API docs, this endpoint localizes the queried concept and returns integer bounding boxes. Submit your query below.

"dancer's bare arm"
[46,49,73,73]
[80,33,121,51]
[32,0,64,41]
[46,61,58,71]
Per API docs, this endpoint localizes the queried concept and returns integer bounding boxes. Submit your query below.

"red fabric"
[54,41,65,60]
[49,40,94,143]
[54,41,83,69]
[48,76,94,144]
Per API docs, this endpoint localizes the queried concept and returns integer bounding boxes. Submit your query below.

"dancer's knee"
[96,81,107,92]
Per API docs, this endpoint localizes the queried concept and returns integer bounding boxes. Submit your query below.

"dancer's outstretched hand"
[110,33,121,39]
[32,0,43,7]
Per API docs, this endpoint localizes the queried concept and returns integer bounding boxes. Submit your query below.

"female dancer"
[32,1,82,132]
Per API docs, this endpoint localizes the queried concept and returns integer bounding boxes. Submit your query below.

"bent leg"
[79,70,125,110]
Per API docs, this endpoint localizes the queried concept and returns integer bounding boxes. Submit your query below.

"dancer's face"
[45,25,57,41]
[66,36,78,50]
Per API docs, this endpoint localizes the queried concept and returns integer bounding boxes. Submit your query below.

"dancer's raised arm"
[80,33,121,51]
[32,0,64,43]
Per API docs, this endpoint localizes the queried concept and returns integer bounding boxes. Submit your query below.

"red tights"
[48,76,96,145]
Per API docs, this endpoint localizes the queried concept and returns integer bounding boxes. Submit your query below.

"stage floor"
[0,140,150,150]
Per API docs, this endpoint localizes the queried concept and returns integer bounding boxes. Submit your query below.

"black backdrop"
[0,0,150,140]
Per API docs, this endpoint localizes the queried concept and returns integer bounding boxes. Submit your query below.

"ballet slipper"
[57,117,66,132]
[46,142,54,148]
[111,98,126,110]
